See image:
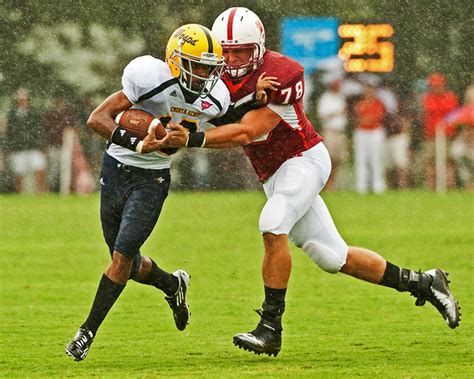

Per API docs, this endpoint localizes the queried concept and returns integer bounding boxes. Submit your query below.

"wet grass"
[1,191,473,377]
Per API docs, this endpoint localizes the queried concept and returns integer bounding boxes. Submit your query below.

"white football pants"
[259,143,348,273]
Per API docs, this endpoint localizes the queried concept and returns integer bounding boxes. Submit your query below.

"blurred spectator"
[43,97,77,192]
[353,79,386,193]
[71,132,95,195]
[0,116,7,192]
[442,77,474,189]
[317,72,348,190]
[208,148,260,190]
[404,79,426,187]
[379,79,409,189]
[422,73,459,189]
[6,88,46,193]
[172,149,211,190]
[77,96,104,180]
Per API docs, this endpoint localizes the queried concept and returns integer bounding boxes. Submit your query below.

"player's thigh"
[289,195,348,273]
[99,154,128,250]
[260,144,331,235]
[114,175,170,257]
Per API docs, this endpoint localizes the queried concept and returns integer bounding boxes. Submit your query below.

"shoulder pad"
[122,56,172,103]
[210,80,231,116]
[261,51,305,105]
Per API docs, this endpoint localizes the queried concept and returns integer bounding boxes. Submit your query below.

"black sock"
[379,261,431,294]
[379,261,403,290]
[145,260,178,296]
[82,274,125,336]
[262,286,286,328]
[264,286,287,307]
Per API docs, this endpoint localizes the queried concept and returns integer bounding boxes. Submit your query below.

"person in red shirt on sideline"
[422,73,459,189]
[353,80,386,193]
[441,79,474,189]
[147,7,460,356]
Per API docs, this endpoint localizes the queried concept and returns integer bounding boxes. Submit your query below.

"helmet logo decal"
[175,31,198,46]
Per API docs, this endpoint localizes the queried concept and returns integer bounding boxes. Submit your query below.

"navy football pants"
[99,153,170,276]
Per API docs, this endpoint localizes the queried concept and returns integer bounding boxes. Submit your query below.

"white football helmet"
[211,7,265,79]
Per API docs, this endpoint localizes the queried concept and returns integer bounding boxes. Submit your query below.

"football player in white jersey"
[65,24,230,362]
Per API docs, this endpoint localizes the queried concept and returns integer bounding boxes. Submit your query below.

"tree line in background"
[1,0,473,108]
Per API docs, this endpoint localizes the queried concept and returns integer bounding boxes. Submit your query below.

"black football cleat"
[165,270,190,331]
[414,269,460,329]
[233,310,282,357]
[65,327,94,362]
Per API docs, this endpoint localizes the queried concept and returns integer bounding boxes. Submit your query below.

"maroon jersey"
[223,50,323,181]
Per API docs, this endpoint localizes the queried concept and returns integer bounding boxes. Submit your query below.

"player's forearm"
[87,110,118,140]
[202,140,243,149]
[204,123,255,147]
[87,91,133,140]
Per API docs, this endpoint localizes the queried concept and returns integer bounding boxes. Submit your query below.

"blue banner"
[281,17,340,73]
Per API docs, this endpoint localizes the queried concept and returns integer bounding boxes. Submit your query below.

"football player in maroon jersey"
[156,7,460,356]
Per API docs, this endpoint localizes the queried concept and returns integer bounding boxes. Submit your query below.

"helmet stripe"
[227,7,238,40]
[199,25,213,53]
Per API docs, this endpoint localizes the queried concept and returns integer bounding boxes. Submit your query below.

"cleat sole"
[65,348,82,362]
[233,337,280,357]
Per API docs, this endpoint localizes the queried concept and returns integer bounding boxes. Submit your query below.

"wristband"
[135,141,144,153]
[111,126,141,152]
[186,131,206,148]
[251,91,265,107]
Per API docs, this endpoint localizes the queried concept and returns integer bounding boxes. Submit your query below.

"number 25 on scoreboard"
[338,23,394,72]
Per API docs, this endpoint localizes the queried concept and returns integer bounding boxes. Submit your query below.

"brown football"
[115,109,167,140]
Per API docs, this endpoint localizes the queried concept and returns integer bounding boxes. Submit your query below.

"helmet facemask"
[170,46,224,97]
[221,42,263,80]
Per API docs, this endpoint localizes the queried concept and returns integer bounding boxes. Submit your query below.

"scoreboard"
[281,18,395,73]
[338,23,394,72]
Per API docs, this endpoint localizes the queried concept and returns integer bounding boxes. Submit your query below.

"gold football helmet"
[166,24,224,97]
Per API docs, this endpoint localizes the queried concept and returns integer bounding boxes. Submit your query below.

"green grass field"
[1,191,473,378]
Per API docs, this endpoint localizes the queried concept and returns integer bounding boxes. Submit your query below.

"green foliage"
[1,191,473,377]
[1,0,473,104]
[19,23,145,96]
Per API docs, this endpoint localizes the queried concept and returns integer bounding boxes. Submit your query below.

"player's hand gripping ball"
[115,109,167,140]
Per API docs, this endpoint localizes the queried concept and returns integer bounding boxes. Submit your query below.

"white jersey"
[107,55,230,169]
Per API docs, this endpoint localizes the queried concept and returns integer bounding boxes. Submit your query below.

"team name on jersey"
[169,106,202,118]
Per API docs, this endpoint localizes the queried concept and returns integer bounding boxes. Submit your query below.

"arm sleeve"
[267,103,291,118]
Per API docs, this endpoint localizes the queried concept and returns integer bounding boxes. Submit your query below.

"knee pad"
[259,194,292,235]
[302,241,346,273]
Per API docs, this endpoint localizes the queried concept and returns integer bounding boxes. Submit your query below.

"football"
[115,109,167,140]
